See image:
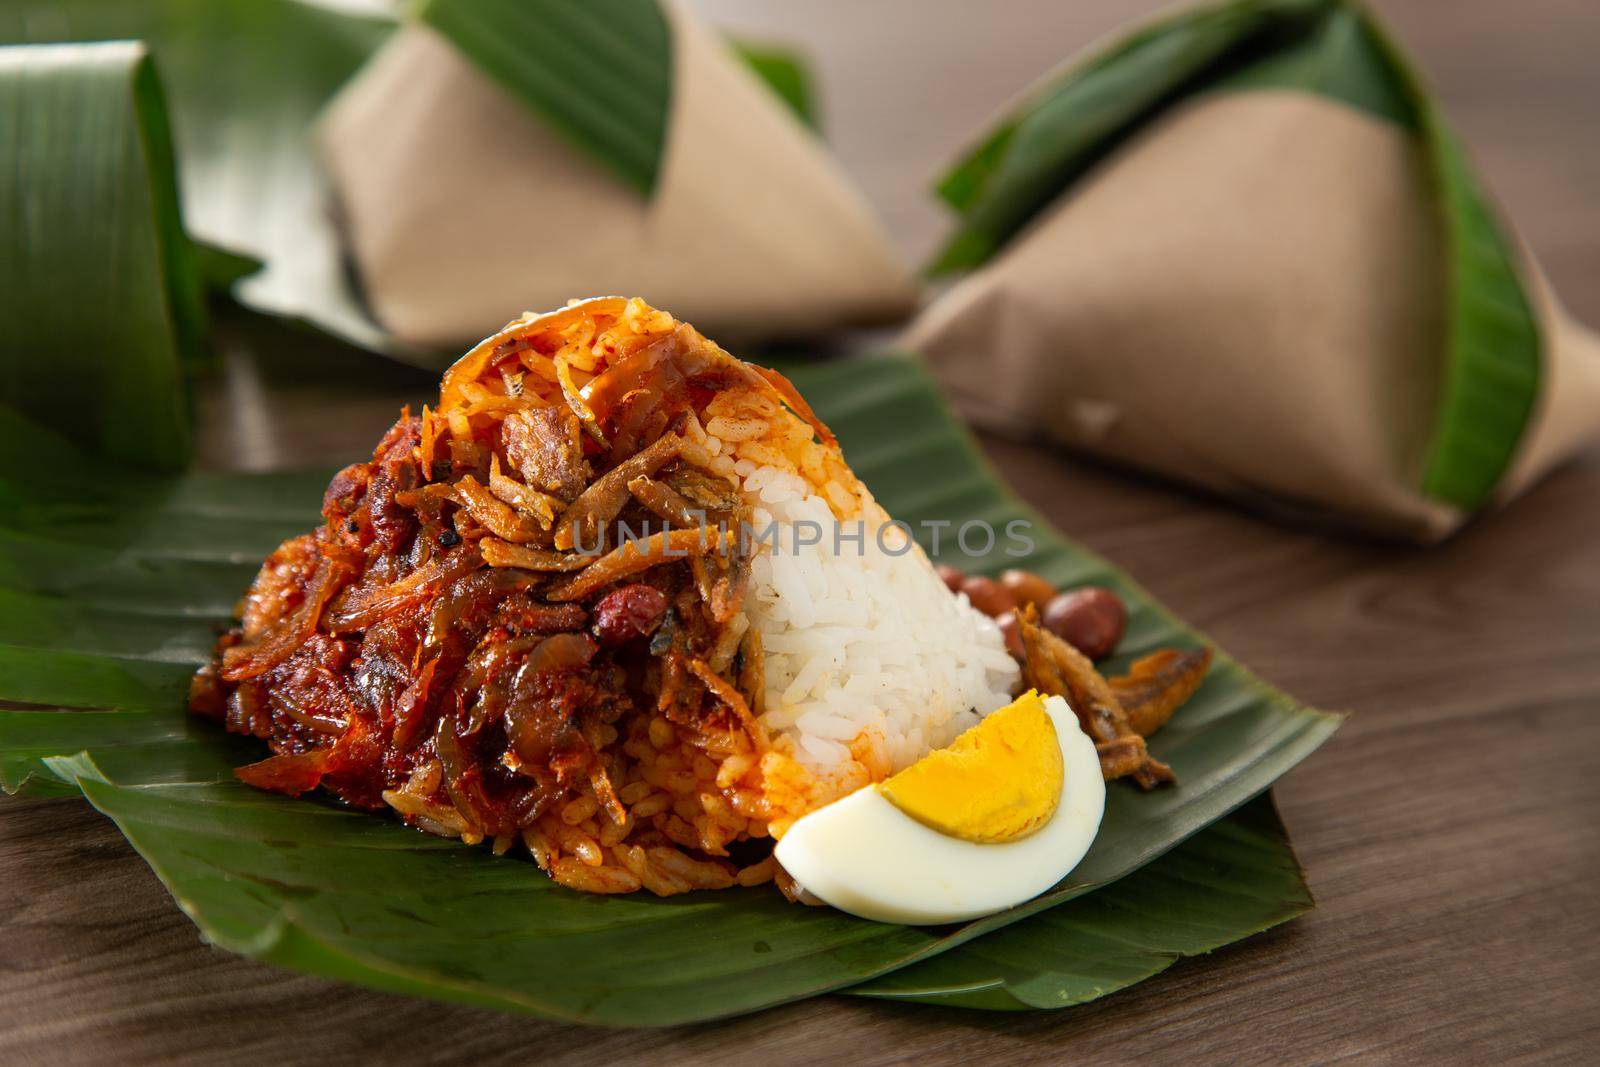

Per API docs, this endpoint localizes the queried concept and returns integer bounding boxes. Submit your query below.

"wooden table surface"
[3,1,1597,1062]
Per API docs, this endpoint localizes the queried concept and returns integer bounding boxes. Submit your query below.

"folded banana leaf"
[0,0,817,365]
[0,0,395,352]
[0,40,203,468]
[0,351,1338,1024]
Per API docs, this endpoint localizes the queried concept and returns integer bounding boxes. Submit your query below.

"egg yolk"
[878,690,1063,843]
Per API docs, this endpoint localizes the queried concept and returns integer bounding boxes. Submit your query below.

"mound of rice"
[682,382,1019,834]
[198,295,1021,898]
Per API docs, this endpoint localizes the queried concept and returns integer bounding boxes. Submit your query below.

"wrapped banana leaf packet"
[910,0,1600,541]
[319,0,915,351]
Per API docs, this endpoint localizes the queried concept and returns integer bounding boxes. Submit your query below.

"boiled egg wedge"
[774,691,1105,924]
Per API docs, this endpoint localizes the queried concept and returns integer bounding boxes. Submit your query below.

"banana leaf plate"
[0,352,1337,1025]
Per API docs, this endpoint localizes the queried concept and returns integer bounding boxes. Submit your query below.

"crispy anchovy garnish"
[450,475,546,543]
[628,474,710,528]
[487,454,560,530]
[478,537,592,572]
[717,536,751,622]
[1093,737,1149,780]
[396,475,547,544]
[684,655,761,737]
[544,528,734,602]
[705,611,748,676]
[1016,604,1175,788]
[737,628,764,717]
[554,432,683,551]
[688,553,717,609]
[1109,648,1213,738]
[664,463,744,514]
[690,544,750,626]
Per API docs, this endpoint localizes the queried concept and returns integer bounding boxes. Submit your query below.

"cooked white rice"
[734,461,1020,773]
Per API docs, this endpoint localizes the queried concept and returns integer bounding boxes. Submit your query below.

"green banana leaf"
[1,0,821,366]
[0,351,1338,1025]
[852,792,1310,1009]
[0,40,202,468]
[412,0,671,196]
[730,38,819,130]
[927,0,1539,512]
[414,2,823,192]
[0,0,399,354]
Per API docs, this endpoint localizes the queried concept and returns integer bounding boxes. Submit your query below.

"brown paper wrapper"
[317,3,915,349]
[908,91,1600,542]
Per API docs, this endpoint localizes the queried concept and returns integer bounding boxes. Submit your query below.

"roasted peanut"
[999,568,1057,609]
[959,575,1017,617]
[1042,586,1127,660]
[593,584,669,646]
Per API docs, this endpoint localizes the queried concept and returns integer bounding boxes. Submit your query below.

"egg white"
[773,695,1106,925]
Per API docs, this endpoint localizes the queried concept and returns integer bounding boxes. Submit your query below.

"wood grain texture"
[3,0,1598,1062]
